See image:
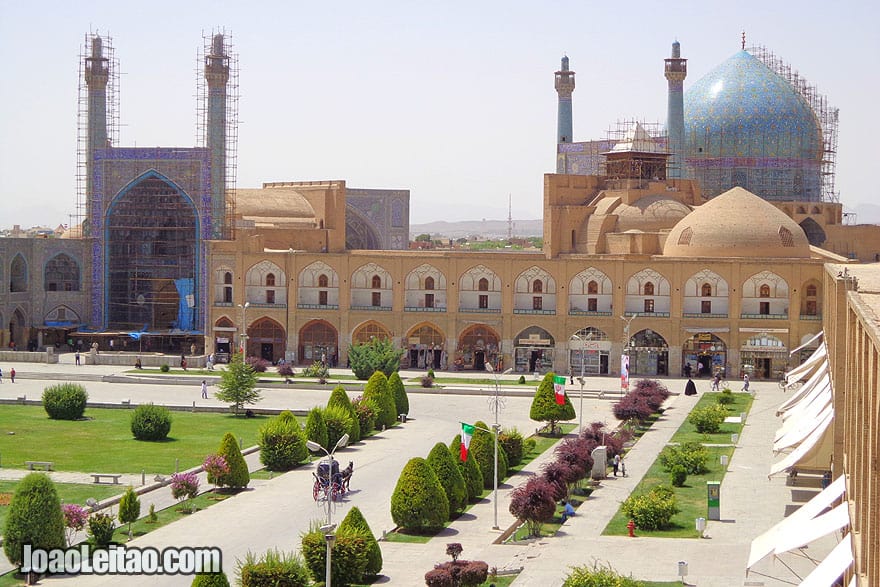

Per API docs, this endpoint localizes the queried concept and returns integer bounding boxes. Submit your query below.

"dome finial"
[741,30,746,50]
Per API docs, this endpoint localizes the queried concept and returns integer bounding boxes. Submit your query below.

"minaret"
[84,34,109,235]
[664,41,687,179]
[555,55,575,172]
[205,33,230,239]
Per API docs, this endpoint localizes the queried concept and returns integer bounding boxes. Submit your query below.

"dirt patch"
[0,493,13,506]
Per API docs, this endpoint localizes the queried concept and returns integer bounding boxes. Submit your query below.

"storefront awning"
[747,475,846,571]
[798,533,853,587]
[784,342,827,387]
[774,406,833,454]
[790,331,824,356]
[775,502,849,554]
[776,380,831,438]
[769,414,833,478]
[777,365,830,416]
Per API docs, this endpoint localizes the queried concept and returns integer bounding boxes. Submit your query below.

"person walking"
[612,453,621,476]
[9,368,15,383]
[0,367,4,383]
[75,350,81,366]
[619,456,627,477]
[712,372,722,391]
[742,373,750,392]
[201,380,208,399]
[206,353,214,371]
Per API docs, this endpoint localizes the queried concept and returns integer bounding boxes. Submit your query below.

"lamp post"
[485,363,512,530]
[570,333,588,433]
[306,434,349,587]
[237,301,250,356]
[620,314,637,391]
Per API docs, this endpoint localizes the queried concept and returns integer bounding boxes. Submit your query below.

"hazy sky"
[1,0,877,229]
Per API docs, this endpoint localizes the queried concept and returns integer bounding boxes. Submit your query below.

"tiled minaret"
[555,55,575,173]
[205,33,230,238]
[84,34,109,235]
[664,41,687,178]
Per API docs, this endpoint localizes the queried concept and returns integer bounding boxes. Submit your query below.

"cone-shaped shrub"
[301,525,368,585]
[390,457,449,531]
[3,473,65,564]
[323,404,355,451]
[388,371,409,416]
[212,432,249,489]
[118,486,141,539]
[450,435,483,501]
[498,427,526,466]
[426,442,467,516]
[305,406,329,450]
[471,420,508,489]
[259,411,308,471]
[338,506,382,577]
[529,373,576,434]
[328,386,360,443]
[191,571,231,587]
[363,371,396,429]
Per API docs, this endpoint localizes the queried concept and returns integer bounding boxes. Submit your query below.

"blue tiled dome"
[684,51,823,201]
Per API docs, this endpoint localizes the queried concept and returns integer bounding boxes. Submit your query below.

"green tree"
[258,411,308,471]
[212,432,249,489]
[322,404,355,451]
[304,406,329,450]
[215,353,261,415]
[563,561,644,587]
[450,435,483,502]
[529,372,576,434]
[118,486,141,540]
[3,473,65,565]
[390,457,449,531]
[130,403,173,441]
[42,382,88,420]
[328,386,360,443]
[388,371,409,416]
[237,549,311,587]
[363,371,397,430]
[191,571,231,587]
[338,506,382,577]
[415,233,432,242]
[470,420,508,490]
[348,338,403,380]
[300,525,368,585]
[426,442,467,515]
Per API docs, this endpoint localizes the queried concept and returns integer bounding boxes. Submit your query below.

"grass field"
[0,405,270,474]
[669,392,754,445]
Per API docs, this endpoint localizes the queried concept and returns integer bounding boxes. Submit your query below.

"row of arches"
[216,262,822,317]
[3,253,81,293]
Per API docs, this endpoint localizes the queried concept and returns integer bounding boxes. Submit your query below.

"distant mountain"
[410,219,543,240]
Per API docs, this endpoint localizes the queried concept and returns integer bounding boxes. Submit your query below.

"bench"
[25,461,54,471]
[91,473,122,485]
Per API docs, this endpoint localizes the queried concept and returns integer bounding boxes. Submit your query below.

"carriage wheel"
[331,483,342,501]
[312,481,320,501]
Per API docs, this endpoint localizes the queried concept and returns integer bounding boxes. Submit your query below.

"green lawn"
[0,481,124,530]
[0,406,269,473]
[669,392,753,445]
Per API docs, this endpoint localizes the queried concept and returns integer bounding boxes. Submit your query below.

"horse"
[339,461,354,491]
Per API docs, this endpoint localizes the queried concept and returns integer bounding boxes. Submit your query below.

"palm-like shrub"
[42,383,88,420]
[3,473,65,564]
[390,457,449,531]
[563,562,644,587]
[236,549,311,587]
[304,407,328,450]
[212,432,249,489]
[258,411,308,471]
[131,403,172,441]
[328,386,360,443]
[426,442,468,516]
[338,506,382,577]
[388,371,409,416]
[499,428,526,466]
[529,373,576,434]
[508,476,556,537]
[450,435,483,502]
[191,571,231,587]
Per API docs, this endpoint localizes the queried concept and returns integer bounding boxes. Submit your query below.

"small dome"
[664,186,811,258]
[614,195,692,233]
[235,186,316,220]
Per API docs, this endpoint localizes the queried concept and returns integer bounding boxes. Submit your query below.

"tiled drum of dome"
[683,51,823,201]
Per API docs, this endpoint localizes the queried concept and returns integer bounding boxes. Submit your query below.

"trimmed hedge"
[390,457,449,531]
[450,435,483,502]
[338,506,382,577]
[426,442,468,515]
[130,403,172,441]
[328,386,360,443]
[42,382,88,420]
[258,411,308,471]
[621,485,679,531]
[237,549,310,587]
[304,407,328,451]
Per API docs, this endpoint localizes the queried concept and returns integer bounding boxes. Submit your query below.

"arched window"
[44,254,80,292]
[587,280,599,294]
[425,276,435,290]
[759,284,771,298]
[371,275,382,289]
[223,272,233,285]
[265,273,276,287]
[806,284,817,297]
[10,255,27,293]
[532,279,543,293]
[701,283,712,297]
[318,274,329,288]
[478,278,489,291]
[644,282,655,296]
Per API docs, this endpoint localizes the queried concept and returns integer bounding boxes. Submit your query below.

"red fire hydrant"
[627,519,636,537]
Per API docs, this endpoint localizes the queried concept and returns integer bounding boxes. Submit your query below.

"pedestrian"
[712,372,721,391]
[9,368,15,383]
[612,453,621,476]
[0,367,4,383]
[561,500,576,523]
[742,373,750,392]
[685,378,698,396]
[206,353,214,371]
[181,354,187,371]
[190,343,196,356]
[619,456,627,477]
[201,380,208,399]
[683,362,692,378]
[109,339,114,352]
[569,368,574,386]
[75,350,81,366]
[134,357,142,369]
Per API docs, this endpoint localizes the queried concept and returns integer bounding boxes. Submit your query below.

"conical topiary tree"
[322,404,355,451]
[338,506,382,577]
[118,486,141,540]
[390,457,449,532]
[426,442,467,516]
[212,432,249,489]
[259,411,308,471]
[470,420,509,489]
[363,371,396,430]
[328,386,360,443]
[305,406,329,450]
[191,571,231,587]
[388,371,409,417]
[450,435,483,502]
[3,473,65,565]
[529,372,576,434]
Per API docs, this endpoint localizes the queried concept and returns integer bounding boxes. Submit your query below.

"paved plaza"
[0,355,839,586]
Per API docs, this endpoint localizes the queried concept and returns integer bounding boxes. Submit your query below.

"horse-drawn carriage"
[312,459,353,501]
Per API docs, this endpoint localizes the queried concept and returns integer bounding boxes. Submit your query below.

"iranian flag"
[460,423,475,461]
[553,375,567,405]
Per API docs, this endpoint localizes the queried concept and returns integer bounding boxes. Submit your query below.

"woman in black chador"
[684,378,698,396]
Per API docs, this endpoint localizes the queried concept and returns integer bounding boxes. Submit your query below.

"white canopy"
[775,502,850,553]
[785,342,827,387]
[769,413,833,477]
[777,382,831,438]
[777,365,831,416]
[790,331,824,356]
[775,407,833,453]
[799,533,853,587]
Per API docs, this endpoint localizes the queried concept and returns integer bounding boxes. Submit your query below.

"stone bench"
[91,473,122,485]
[25,460,54,471]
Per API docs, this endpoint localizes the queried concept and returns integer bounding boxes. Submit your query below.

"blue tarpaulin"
[174,278,195,332]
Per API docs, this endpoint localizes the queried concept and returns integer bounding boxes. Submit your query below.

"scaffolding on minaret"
[196,29,239,240]
[507,194,513,241]
[75,32,120,234]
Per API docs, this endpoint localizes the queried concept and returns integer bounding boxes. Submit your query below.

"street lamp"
[484,363,512,530]
[237,302,250,356]
[620,315,637,391]
[570,333,588,433]
[307,433,349,587]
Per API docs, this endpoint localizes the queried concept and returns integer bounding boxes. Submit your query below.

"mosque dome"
[235,186,317,222]
[614,194,692,232]
[664,186,811,258]
[683,50,823,201]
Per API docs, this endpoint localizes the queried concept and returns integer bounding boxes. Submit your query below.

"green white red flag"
[460,423,475,461]
[553,375,566,405]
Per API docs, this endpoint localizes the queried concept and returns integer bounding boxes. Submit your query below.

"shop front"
[570,327,610,375]
[454,324,500,371]
[628,329,668,376]
[513,327,555,374]
[298,320,338,366]
[740,332,788,379]
[682,332,727,378]
[406,323,446,370]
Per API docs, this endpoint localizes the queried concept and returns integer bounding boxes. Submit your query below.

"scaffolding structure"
[75,32,120,234]
[598,120,670,178]
[748,45,839,203]
[196,29,239,240]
